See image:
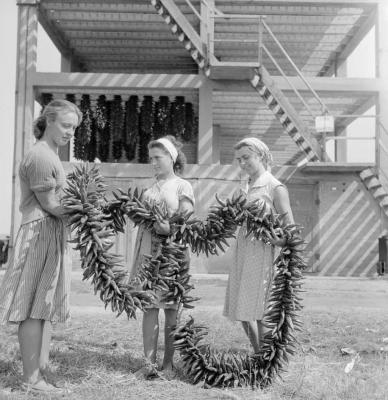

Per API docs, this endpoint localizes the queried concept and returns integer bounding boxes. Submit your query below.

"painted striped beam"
[31,72,205,93]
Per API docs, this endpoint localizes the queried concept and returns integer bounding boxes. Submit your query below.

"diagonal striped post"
[10,1,39,247]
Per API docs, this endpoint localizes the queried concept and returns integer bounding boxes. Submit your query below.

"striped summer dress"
[223,171,283,322]
[0,141,71,324]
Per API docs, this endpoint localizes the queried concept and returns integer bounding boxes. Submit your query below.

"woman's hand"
[266,227,286,247]
[153,214,170,235]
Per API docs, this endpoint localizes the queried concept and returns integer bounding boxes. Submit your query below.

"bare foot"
[21,378,62,394]
[134,364,158,380]
[159,364,177,380]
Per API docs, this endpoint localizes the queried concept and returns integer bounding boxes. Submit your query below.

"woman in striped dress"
[130,136,195,379]
[0,99,82,392]
[223,138,294,353]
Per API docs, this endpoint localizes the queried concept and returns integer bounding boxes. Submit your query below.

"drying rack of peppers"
[63,163,307,389]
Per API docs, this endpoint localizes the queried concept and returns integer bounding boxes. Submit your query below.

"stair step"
[164,15,172,24]
[366,177,382,190]
[198,58,205,68]
[359,168,375,181]
[272,104,282,114]
[178,32,185,42]
[184,41,192,50]
[278,113,289,124]
[372,187,387,199]
[250,75,260,87]
[157,6,164,15]
[171,24,178,33]
[151,0,157,6]
[380,197,388,207]
[258,86,267,96]
[191,49,199,59]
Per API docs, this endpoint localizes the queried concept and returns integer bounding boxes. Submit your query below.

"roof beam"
[30,72,205,92]
[215,0,382,4]
[30,72,384,94]
[212,76,383,92]
[324,8,376,76]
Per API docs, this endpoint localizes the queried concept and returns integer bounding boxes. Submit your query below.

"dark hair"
[33,99,82,140]
[148,135,187,174]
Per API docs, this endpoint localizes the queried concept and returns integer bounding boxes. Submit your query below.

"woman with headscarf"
[223,137,294,353]
[130,135,195,379]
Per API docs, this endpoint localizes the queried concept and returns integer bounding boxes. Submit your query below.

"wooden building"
[12,0,388,276]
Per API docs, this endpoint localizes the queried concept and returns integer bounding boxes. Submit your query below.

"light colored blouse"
[143,176,195,217]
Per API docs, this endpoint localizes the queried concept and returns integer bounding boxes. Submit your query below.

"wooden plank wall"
[64,163,387,277]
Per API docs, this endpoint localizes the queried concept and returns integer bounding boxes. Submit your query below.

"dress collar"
[248,170,271,189]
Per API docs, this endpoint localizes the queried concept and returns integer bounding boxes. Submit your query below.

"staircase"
[150,0,322,163]
[150,0,213,75]
[359,168,388,218]
[250,67,320,162]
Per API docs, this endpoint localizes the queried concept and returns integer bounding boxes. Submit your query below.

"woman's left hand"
[266,227,286,247]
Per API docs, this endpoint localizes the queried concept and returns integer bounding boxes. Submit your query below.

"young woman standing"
[223,137,294,353]
[131,135,195,379]
[0,99,82,392]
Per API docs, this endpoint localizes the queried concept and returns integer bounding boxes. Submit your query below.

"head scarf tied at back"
[235,137,273,171]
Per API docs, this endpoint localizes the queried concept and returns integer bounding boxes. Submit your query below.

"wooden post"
[58,52,72,161]
[335,58,348,162]
[376,2,388,188]
[198,0,214,164]
[10,1,38,246]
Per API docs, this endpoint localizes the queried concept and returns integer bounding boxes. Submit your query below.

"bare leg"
[39,320,52,369]
[257,320,264,349]
[18,319,43,383]
[162,308,178,370]
[142,308,159,363]
[241,321,260,353]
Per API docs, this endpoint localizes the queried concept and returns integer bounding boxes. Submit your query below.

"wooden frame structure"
[11,0,388,276]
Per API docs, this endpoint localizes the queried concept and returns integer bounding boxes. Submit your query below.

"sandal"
[21,378,63,394]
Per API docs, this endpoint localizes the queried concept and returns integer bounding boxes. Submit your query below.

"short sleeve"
[177,180,195,206]
[22,152,57,192]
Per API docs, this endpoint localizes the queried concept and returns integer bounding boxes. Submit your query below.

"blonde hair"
[34,99,82,140]
[234,137,273,170]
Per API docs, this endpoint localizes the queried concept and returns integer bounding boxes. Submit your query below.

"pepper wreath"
[63,164,307,389]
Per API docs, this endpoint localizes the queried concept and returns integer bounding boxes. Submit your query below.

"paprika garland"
[64,164,306,388]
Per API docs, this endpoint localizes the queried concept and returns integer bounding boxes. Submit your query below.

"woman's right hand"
[153,214,170,235]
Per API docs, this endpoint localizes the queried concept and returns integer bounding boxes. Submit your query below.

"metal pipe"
[184,0,203,22]
[262,45,315,119]
[325,136,375,140]
[262,19,330,115]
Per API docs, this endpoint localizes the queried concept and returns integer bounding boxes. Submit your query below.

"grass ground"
[0,273,387,400]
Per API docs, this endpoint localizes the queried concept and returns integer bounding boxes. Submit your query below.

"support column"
[376,2,388,189]
[58,52,72,161]
[197,0,214,164]
[10,1,38,245]
[335,58,348,162]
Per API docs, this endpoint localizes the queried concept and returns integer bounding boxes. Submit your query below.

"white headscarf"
[236,137,273,170]
[156,138,178,162]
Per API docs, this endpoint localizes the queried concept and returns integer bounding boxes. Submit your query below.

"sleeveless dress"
[223,171,283,321]
[0,141,71,324]
[130,176,195,309]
